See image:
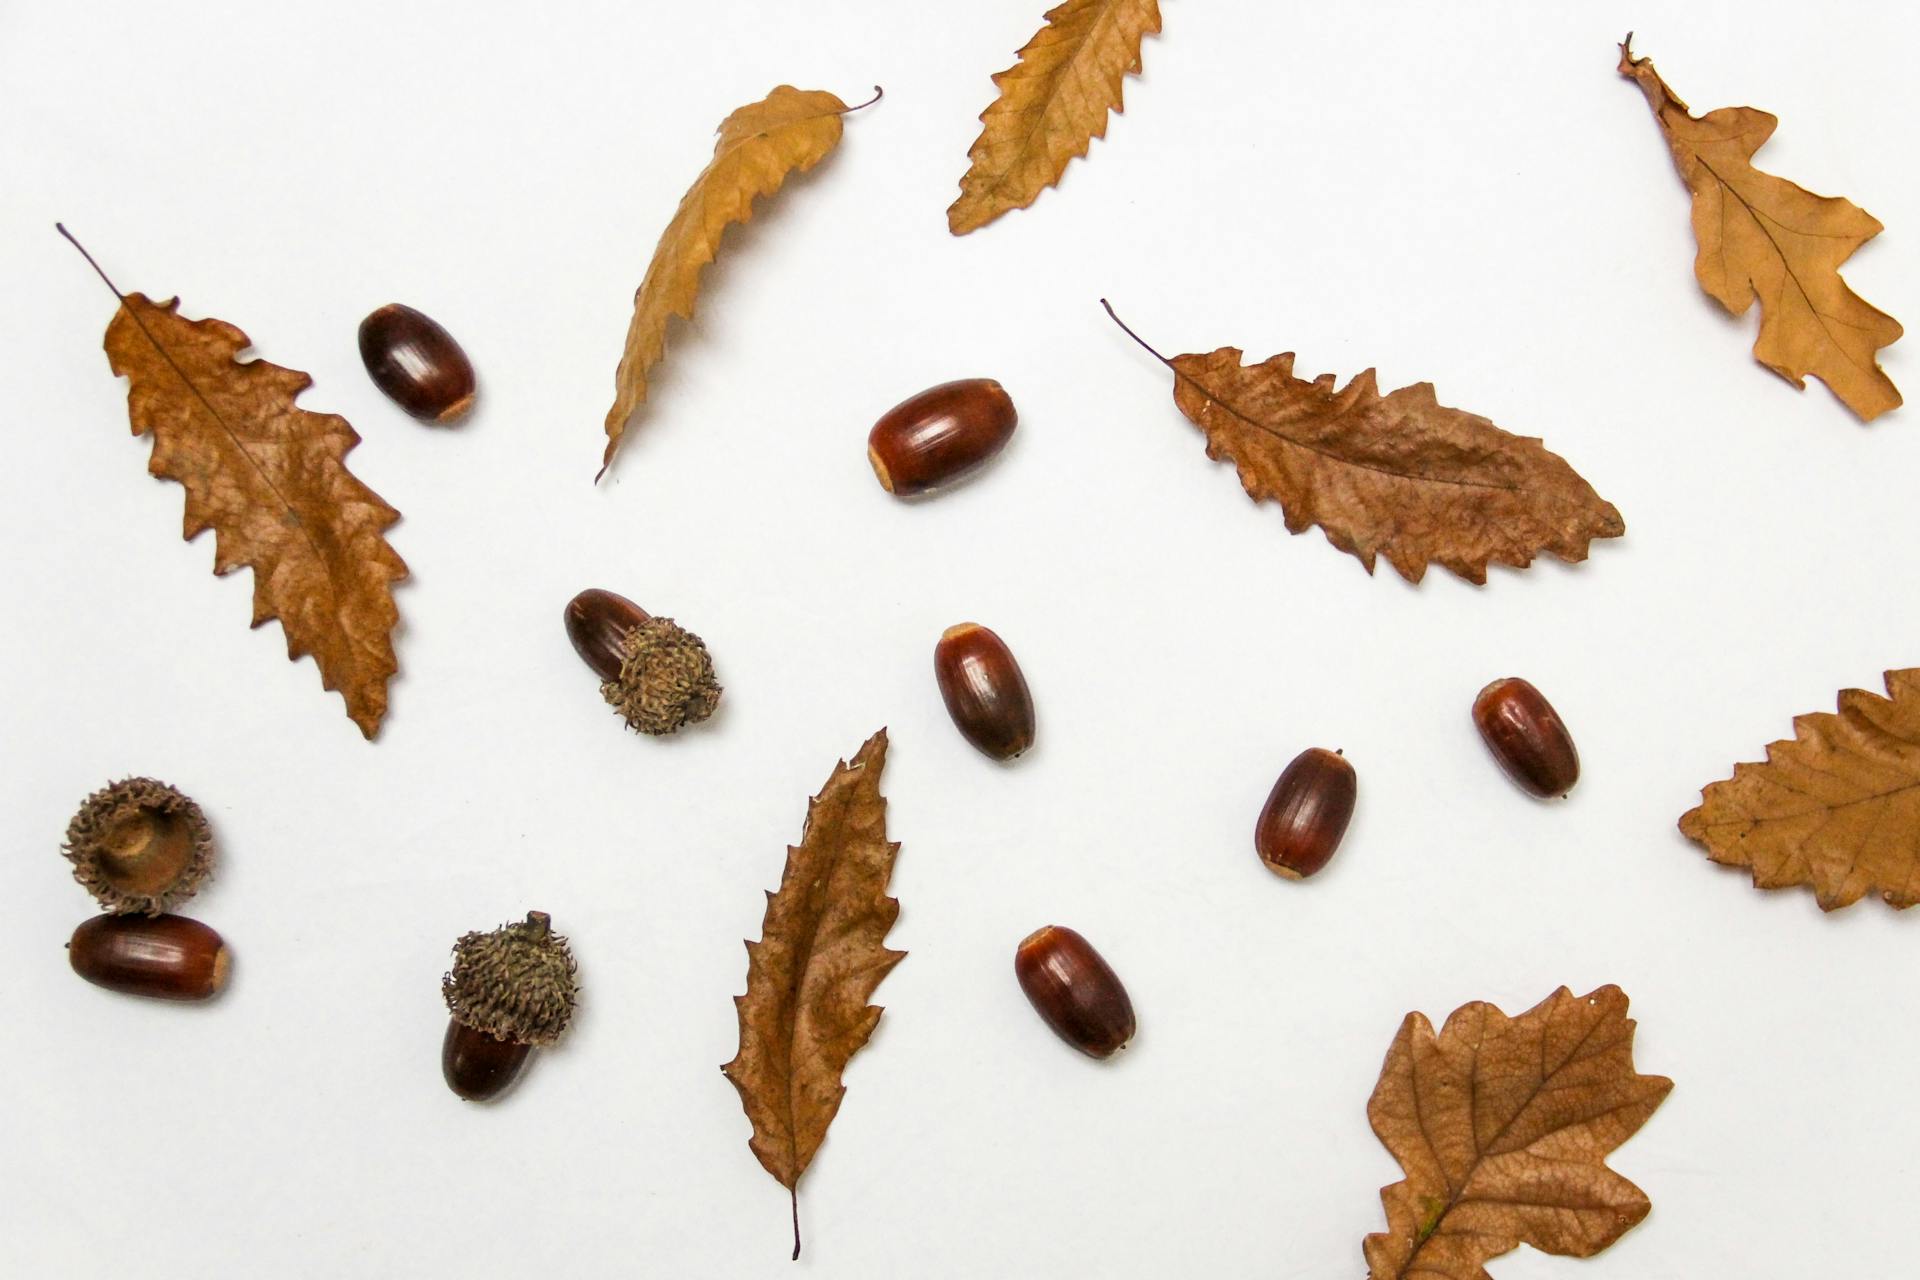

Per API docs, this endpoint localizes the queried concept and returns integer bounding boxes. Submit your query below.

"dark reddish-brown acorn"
[1473,677,1580,798]
[564,588,721,735]
[867,378,1017,496]
[934,623,1035,760]
[69,914,230,1001]
[1255,748,1357,880]
[441,911,578,1102]
[1014,925,1136,1059]
[358,303,477,423]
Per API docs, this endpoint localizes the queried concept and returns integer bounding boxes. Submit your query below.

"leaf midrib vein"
[1172,363,1524,493]
[118,301,335,589]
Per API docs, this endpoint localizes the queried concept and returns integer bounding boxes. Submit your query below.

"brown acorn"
[441,910,578,1102]
[63,777,213,915]
[867,378,1017,496]
[70,914,230,1001]
[563,588,721,735]
[1255,748,1356,880]
[933,623,1035,760]
[1473,677,1580,798]
[1015,925,1135,1059]
[357,303,477,423]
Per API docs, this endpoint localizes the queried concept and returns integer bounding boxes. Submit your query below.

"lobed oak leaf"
[1364,986,1671,1280]
[601,85,875,477]
[722,729,904,1259]
[65,228,405,738]
[1680,669,1920,910]
[948,0,1161,235]
[1619,37,1901,421]
[1104,302,1623,584]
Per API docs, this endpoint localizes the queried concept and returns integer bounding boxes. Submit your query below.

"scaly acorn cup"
[63,777,214,915]
[441,910,578,1102]
[564,588,721,735]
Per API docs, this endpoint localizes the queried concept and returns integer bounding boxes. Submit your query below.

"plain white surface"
[2,2,1918,1275]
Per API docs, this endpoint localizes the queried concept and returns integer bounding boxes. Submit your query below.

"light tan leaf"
[602,85,866,477]
[722,729,904,1259]
[68,229,405,737]
[1680,669,1920,910]
[1619,37,1901,420]
[948,0,1160,235]
[1105,302,1623,584]
[1364,986,1672,1280]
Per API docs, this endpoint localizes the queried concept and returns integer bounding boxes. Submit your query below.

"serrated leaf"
[948,0,1161,235]
[601,85,861,477]
[76,234,405,738]
[722,729,904,1259]
[1364,986,1671,1280]
[1105,303,1623,584]
[1619,38,1901,420]
[1681,669,1920,910]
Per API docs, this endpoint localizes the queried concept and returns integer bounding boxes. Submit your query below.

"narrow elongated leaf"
[1365,986,1671,1280]
[1105,303,1623,584]
[948,0,1161,234]
[602,86,866,477]
[722,730,904,1259]
[1681,669,1920,910]
[67,229,405,737]
[1619,37,1901,420]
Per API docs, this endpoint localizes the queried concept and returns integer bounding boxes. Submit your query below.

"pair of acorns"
[1252,677,1583,881]
[564,586,1038,764]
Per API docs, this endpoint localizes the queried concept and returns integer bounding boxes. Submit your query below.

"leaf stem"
[1099,298,1172,368]
[844,85,884,114]
[790,1186,802,1261]
[56,224,127,301]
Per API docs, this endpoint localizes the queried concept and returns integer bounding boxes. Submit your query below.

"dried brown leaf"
[602,86,869,477]
[68,229,405,737]
[1104,302,1623,584]
[948,0,1160,235]
[1680,669,1920,910]
[722,729,904,1259]
[1619,37,1901,420]
[1364,986,1672,1280]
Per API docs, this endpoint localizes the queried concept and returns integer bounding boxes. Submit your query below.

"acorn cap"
[63,777,214,915]
[442,911,578,1046]
[601,615,721,735]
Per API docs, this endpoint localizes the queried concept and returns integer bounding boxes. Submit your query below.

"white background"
[2,2,1916,1276]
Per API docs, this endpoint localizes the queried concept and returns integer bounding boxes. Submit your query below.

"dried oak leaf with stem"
[1681,669,1920,910]
[1619,36,1901,421]
[1101,301,1623,584]
[601,85,881,478]
[948,0,1161,235]
[60,226,405,738]
[722,729,904,1260]
[1365,986,1672,1280]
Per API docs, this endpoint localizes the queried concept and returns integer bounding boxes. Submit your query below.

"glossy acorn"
[357,303,476,423]
[1473,677,1580,798]
[441,911,578,1102]
[934,623,1035,760]
[69,913,230,1001]
[442,1022,533,1103]
[1255,748,1357,880]
[1014,925,1135,1059]
[867,378,1017,496]
[564,588,721,735]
